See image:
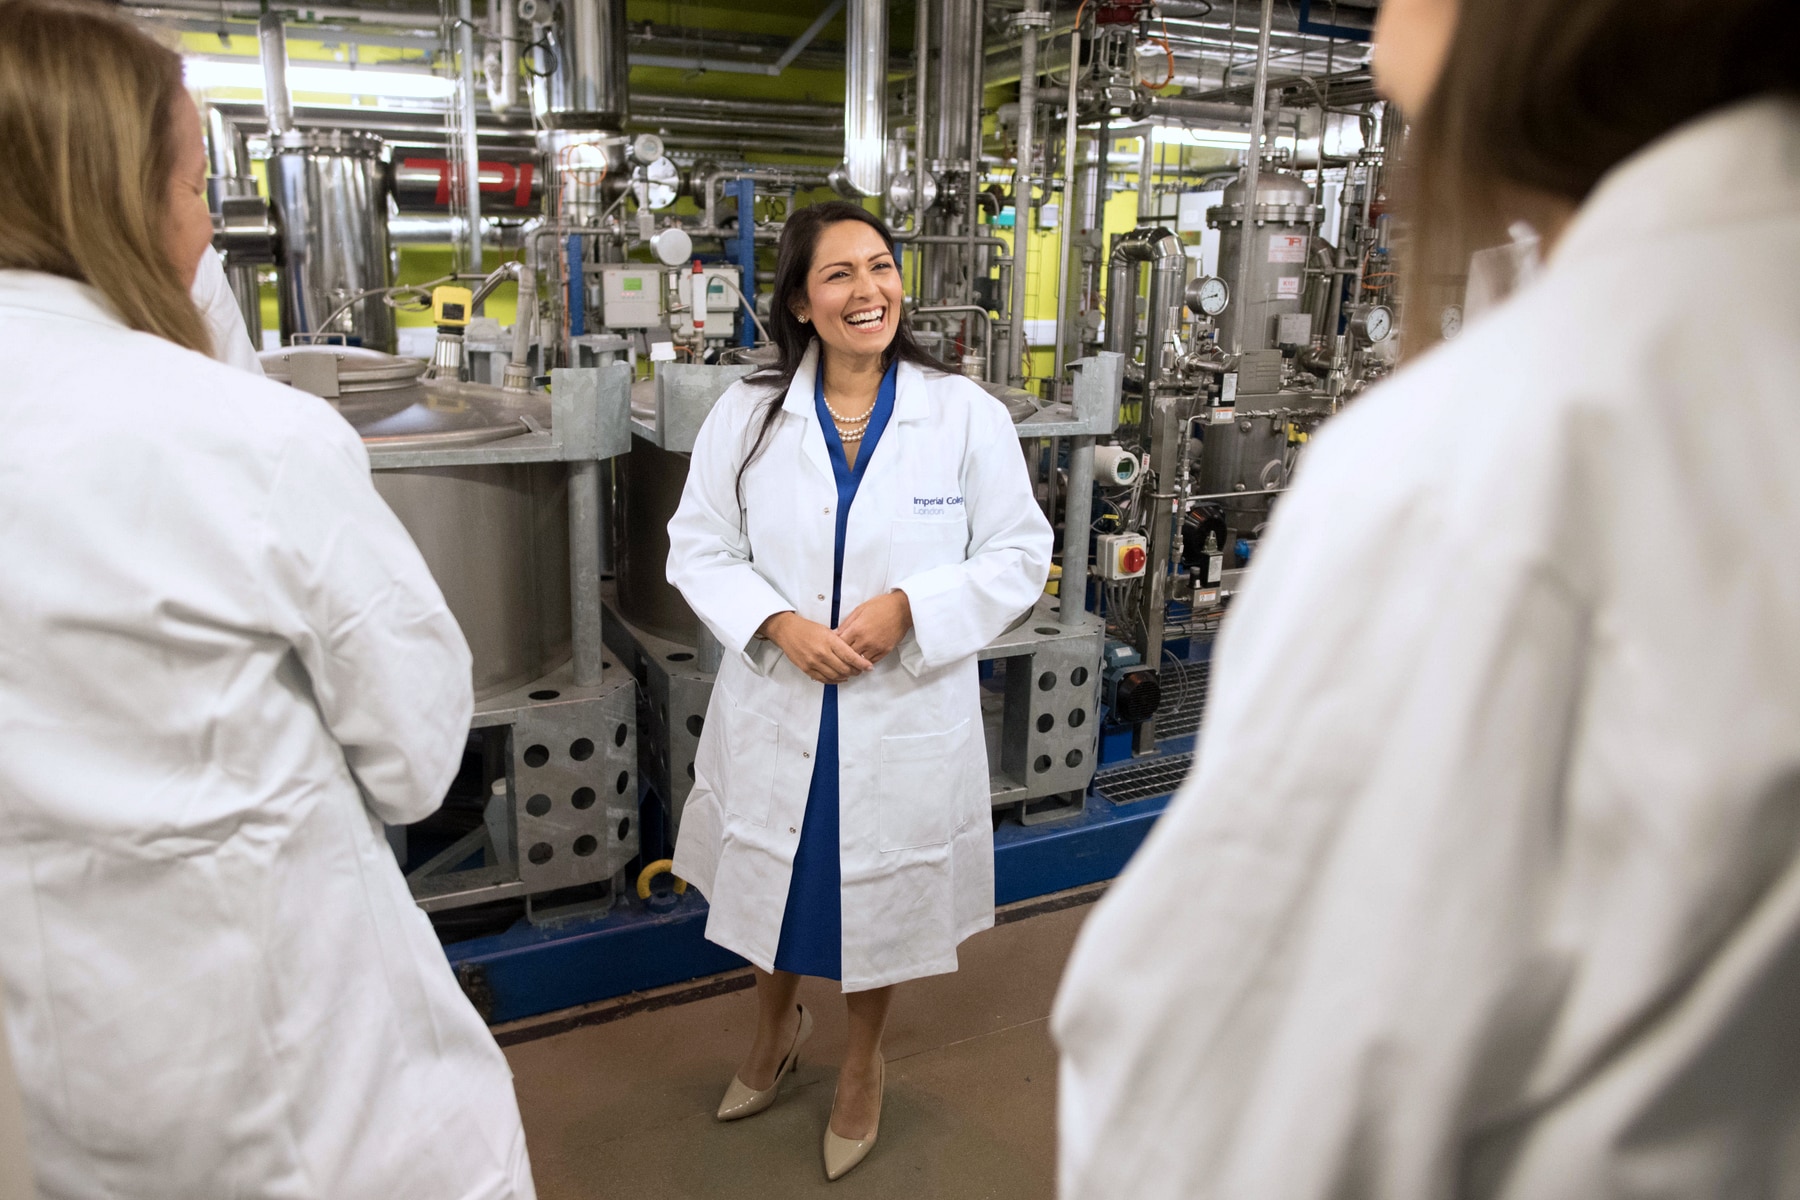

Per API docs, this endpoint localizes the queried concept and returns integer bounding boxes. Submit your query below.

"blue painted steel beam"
[725,178,757,347]
[1296,0,1372,42]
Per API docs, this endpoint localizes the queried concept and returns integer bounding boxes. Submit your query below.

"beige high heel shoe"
[715,1004,813,1122]
[822,1057,884,1181]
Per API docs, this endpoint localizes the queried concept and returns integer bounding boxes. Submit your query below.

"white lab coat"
[1052,96,1800,1199]
[191,244,265,373]
[667,343,1053,991]
[0,272,534,1200]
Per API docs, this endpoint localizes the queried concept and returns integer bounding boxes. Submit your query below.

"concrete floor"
[499,885,1103,1200]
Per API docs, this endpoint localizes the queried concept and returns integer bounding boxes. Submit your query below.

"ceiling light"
[1151,126,1253,150]
[183,57,457,101]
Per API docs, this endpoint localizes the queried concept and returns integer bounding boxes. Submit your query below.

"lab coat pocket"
[720,694,780,826]
[877,718,971,851]
[887,517,968,589]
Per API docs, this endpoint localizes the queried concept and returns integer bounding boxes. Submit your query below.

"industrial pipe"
[257,12,293,139]
[1232,0,1277,357]
[835,0,888,197]
[1006,0,1046,385]
[1103,227,1185,361]
[1050,13,1080,381]
[488,0,520,114]
[457,0,483,271]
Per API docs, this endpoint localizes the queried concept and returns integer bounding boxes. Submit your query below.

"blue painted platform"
[445,789,1173,1025]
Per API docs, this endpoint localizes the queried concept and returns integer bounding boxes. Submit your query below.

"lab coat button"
[817,593,825,600]
[789,827,797,834]
[803,751,811,758]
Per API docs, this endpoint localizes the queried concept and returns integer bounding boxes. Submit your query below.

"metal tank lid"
[1209,169,1321,227]
[261,347,549,450]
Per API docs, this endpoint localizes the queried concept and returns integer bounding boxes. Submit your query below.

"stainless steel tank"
[265,130,396,352]
[1208,170,1320,353]
[262,347,572,698]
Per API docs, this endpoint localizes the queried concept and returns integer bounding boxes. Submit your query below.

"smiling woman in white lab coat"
[1053,1,1800,1198]
[0,5,532,1197]
[667,202,1051,1178]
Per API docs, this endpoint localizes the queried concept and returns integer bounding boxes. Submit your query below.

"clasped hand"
[760,592,913,684]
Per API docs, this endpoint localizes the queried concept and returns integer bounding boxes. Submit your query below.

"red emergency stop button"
[1122,545,1147,575]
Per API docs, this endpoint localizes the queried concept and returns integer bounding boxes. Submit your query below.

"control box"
[672,267,739,340]
[600,266,664,327]
[1095,533,1148,580]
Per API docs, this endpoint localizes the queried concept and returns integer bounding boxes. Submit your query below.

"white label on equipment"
[1269,233,1308,263]
[1277,276,1302,299]
[1210,407,1236,425]
[1221,373,1238,407]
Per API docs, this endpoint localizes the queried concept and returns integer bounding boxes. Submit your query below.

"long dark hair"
[734,201,945,507]
[1397,0,1800,354]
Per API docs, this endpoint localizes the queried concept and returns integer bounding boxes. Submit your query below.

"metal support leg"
[1060,435,1095,627]
[569,459,605,686]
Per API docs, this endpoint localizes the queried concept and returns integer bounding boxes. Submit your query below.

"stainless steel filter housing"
[1208,170,1321,353]
[266,130,396,352]
[262,348,572,698]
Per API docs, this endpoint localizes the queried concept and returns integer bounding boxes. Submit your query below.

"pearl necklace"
[823,392,874,443]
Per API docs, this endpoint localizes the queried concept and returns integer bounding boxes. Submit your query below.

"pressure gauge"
[1440,304,1464,341]
[629,133,666,166]
[1352,303,1395,346]
[1186,275,1230,318]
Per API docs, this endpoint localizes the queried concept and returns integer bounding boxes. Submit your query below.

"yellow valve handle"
[636,859,688,900]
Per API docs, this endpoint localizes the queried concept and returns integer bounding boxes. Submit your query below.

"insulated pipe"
[257,12,293,139]
[489,0,520,114]
[912,0,930,226]
[836,0,888,197]
[1006,0,1044,385]
[1231,0,1276,356]
[1103,227,1186,371]
[562,0,630,123]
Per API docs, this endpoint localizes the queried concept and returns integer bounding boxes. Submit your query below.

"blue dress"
[771,360,899,980]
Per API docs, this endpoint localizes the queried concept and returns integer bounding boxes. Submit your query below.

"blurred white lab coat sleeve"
[257,403,473,826]
[896,392,1052,674]
[191,246,265,374]
[666,386,798,675]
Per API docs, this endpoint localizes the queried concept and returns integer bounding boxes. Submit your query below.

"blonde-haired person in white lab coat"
[667,201,1052,1180]
[1053,1,1800,1197]
[0,4,535,1198]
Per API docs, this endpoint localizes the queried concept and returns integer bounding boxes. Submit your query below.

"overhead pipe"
[833,0,888,197]
[1050,15,1082,380]
[257,11,294,139]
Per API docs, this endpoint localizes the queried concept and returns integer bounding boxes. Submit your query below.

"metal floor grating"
[1092,752,1195,805]
[1155,657,1212,739]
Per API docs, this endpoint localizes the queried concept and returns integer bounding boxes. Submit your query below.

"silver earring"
[797,315,809,324]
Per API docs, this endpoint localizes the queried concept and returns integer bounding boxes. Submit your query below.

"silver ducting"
[833,0,888,197]
[535,0,629,127]
[487,0,521,115]
[265,131,396,351]
[256,12,293,138]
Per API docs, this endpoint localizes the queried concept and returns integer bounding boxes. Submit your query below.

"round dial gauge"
[630,133,665,165]
[1440,304,1464,341]
[1187,275,1230,317]
[1354,304,1395,345]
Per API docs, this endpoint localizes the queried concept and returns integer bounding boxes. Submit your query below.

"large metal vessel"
[1208,170,1321,353]
[265,130,397,351]
[261,347,572,698]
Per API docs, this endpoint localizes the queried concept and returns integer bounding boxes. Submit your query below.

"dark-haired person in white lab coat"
[0,3,533,1197]
[1054,0,1800,1196]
